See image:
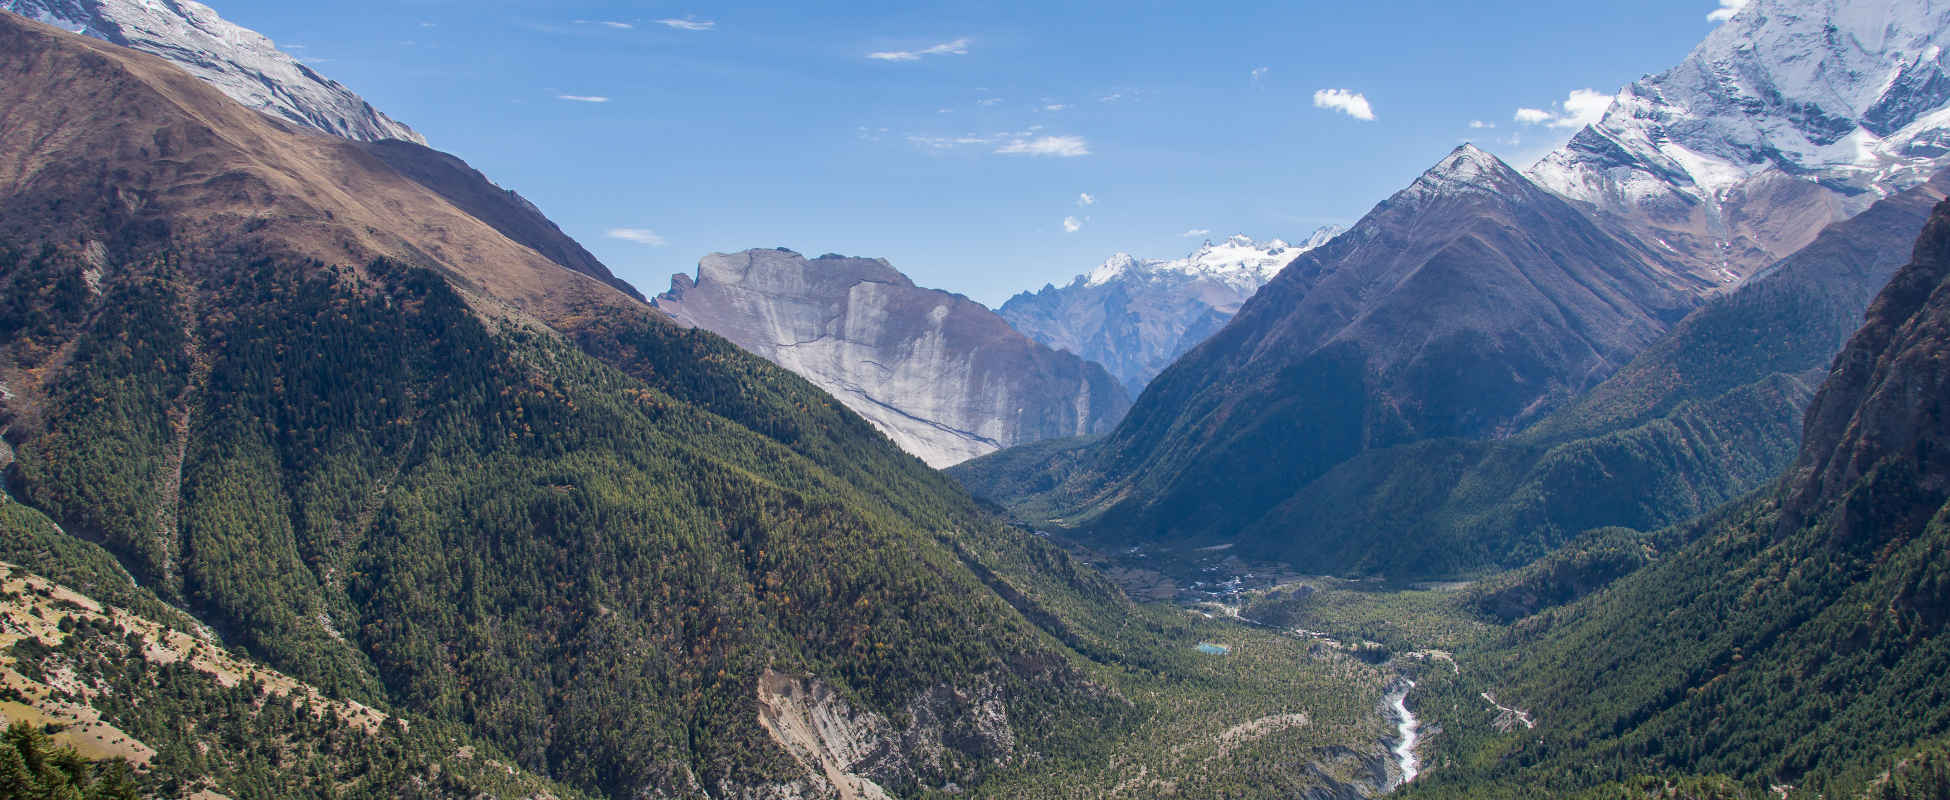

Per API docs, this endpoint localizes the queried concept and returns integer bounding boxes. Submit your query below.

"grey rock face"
[2,0,424,144]
[998,230,1341,396]
[656,249,1131,468]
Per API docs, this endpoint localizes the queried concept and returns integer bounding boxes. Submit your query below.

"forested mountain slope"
[0,14,1409,799]
[1408,197,1950,799]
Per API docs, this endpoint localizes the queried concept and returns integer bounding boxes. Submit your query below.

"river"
[1386,679,1420,788]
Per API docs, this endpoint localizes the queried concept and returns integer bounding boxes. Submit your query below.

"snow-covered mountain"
[1530,0,1950,283]
[998,229,1341,395]
[1,0,422,144]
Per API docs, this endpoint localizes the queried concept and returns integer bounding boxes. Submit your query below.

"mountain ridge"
[0,0,423,144]
[656,248,1132,468]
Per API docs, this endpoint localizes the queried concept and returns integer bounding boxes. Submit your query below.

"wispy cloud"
[1078,193,1096,206]
[906,131,1089,158]
[1251,67,1269,81]
[1043,104,1068,112]
[657,18,716,31]
[1513,89,1612,129]
[1708,0,1748,22]
[557,94,610,103]
[1099,92,1124,103]
[607,228,667,246]
[1469,120,1495,129]
[977,97,1004,107]
[1181,228,1212,238]
[574,19,635,29]
[868,38,970,62]
[997,135,1090,157]
[1063,217,1083,233]
[1313,89,1375,121]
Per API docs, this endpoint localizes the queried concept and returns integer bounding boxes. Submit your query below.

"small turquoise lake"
[1195,643,1231,655]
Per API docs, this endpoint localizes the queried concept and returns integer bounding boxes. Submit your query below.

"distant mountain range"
[998,230,1340,396]
[956,0,1950,579]
[655,249,1131,467]
[958,145,1701,548]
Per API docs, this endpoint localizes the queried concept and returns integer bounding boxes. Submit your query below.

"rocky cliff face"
[1,0,423,144]
[1783,195,1950,539]
[655,249,1132,468]
[997,230,1340,396]
[1529,0,1950,283]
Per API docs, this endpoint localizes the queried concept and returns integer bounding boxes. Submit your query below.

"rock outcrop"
[656,249,1131,468]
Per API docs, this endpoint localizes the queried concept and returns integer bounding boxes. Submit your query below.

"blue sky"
[218,0,1744,306]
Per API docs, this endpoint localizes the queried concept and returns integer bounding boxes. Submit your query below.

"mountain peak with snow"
[1079,228,1343,291]
[1528,0,1950,280]
[1401,144,1528,203]
[2,0,423,144]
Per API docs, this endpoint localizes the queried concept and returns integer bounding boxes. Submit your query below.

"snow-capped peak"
[1080,227,1343,291]
[2,0,423,144]
[1402,144,1523,202]
[1530,0,1950,222]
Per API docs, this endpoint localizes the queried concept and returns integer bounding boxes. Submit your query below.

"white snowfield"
[1,0,424,144]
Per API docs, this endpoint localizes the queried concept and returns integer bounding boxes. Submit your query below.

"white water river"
[1386,680,1420,788]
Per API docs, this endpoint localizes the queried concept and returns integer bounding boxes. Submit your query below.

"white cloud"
[607,228,667,246]
[557,94,610,103]
[1043,104,1068,112]
[1560,89,1613,126]
[1099,92,1124,103]
[905,131,1089,158]
[1513,89,1613,129]
[977,97,1004,107]
[656,18,716,31]
[1063,217,1083,233]
[1469,120,1495,129]
[574,19,636,29]
[1707,0,1748,22]
[1078,193,1096,206]
[1251,67,1269,80]
[868,38,970,62]
[996,135,1090,157]
[1181,228,1212,238]
[1312,89,1375,121]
